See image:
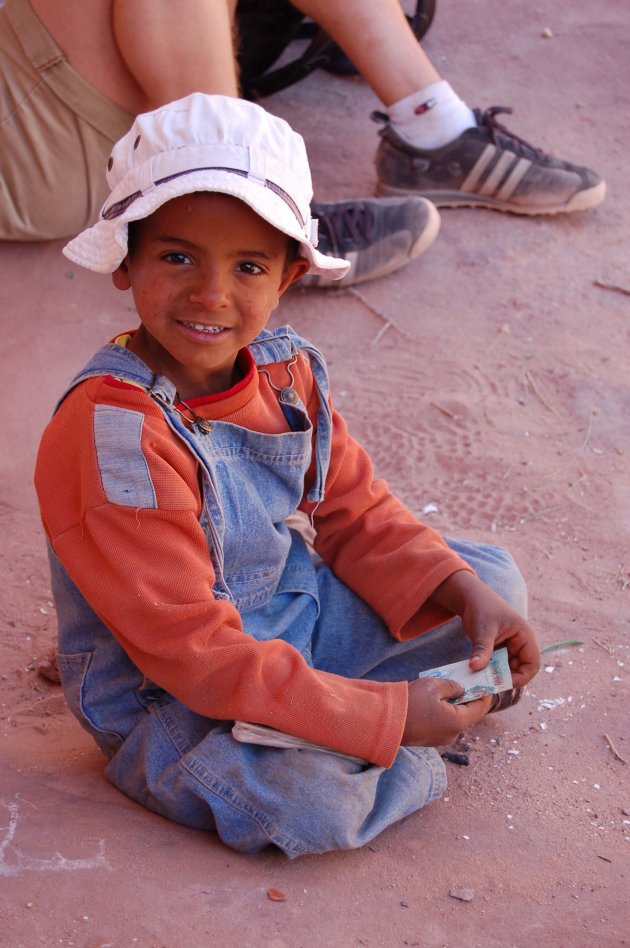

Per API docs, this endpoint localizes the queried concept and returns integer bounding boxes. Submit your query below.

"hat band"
[101,166,306,229]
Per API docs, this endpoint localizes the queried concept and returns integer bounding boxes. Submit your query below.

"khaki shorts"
[0,0,133,241]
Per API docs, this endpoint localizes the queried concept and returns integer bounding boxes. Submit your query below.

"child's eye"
[238,261,265,276]
[162,251,193,266]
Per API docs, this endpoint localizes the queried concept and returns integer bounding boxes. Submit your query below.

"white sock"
[387,80,476,150]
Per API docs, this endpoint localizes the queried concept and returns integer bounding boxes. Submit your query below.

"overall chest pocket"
[198,426,314,606]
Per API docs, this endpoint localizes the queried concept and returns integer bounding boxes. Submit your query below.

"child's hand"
[432,571,540,688]
[402,678,492,746]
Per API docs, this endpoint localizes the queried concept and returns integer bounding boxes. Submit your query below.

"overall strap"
[55,344,153,410]
[55,329,333,504]
[55,342,223,445]
[249,325,332,503]
[53,342,230,590]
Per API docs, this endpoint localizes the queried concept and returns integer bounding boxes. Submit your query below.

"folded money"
[232,720,367,764]
[418,646,513,704]
[232,649,513,759]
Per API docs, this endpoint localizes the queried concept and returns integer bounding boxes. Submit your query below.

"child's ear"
[112,259,131,291]
[278,258,311,295]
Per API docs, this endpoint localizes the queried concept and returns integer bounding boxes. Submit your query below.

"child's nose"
[189,268,228,309]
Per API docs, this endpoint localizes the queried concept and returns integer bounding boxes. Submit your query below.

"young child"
[35,93,540,858]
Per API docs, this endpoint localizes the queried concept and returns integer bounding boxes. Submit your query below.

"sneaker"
[374,106,606,215]
[301,195,440,288]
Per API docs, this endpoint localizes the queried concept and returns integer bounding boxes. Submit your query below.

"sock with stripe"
[387,80,476,151]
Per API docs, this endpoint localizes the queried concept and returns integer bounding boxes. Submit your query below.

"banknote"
[233,648,513,759]
[418,646,513,704]
[232,721,367,764]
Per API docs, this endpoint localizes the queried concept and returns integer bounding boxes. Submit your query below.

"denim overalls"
[48,326,527,857]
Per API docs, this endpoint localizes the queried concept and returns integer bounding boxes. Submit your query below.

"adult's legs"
[29,0,239,112]
[292,0,605,215]
[3,0,437,285]
[291,0,439,105]
[111,0,240,106]
[0,0,133,239]
[109,0,440,287]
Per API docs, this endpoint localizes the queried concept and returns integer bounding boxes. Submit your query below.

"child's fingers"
[451,693,493,727]
[503,626,541,686]
[434,678,494,722]
[468,631,496,669]
[469,614,540,679]
[404,678,473,746]
[509,653,541,687]
[437,677,465,702]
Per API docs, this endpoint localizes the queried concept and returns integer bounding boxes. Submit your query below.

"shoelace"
[313,202,377,255]
[481,106,545,161]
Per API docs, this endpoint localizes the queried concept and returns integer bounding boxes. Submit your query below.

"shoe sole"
[301,198,441,290]
[488,687,523,713]
[407,197,442,258]
[377,179,606,216]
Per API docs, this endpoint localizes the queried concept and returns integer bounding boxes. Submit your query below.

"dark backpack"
[237,0,436,100]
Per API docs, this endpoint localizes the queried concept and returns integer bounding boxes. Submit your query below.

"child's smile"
[112,192,308,399]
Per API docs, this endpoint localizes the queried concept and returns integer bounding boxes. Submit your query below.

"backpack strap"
[239,0,437,100]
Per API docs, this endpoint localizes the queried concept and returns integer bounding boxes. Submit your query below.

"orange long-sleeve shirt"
[35,339,473,767]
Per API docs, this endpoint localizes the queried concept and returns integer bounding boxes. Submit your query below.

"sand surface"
[1,2,629,945]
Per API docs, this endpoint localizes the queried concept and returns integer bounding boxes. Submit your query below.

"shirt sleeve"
[35,378,407,768]
[299,387,475,638]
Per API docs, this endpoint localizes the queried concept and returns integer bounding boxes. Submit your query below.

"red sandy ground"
[1,2,628,945]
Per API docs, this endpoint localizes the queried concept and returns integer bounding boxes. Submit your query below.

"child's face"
[112,192,308,399]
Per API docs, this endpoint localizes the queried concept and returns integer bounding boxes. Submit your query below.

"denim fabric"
[94,405,157,507]
[50,327,528,856]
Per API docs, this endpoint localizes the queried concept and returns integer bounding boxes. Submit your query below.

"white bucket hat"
[63,93,350,280]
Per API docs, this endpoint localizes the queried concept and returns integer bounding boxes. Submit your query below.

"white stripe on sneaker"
[459,144,496,193]
[477,151,519,197]
[494,157,532,201]
[459,145,533,202]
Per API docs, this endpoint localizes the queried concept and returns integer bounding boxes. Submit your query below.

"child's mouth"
[180,321,227,335]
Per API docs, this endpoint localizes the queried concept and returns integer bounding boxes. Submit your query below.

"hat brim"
[63,170,350,280]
